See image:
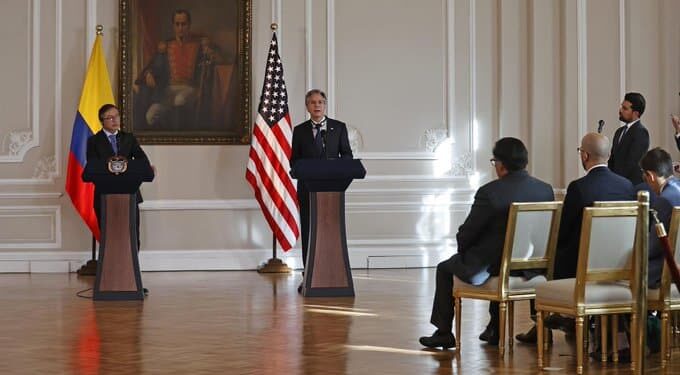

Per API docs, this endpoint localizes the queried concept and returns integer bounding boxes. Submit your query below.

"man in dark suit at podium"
[86,104,150,253]
[291,89,353,290]
[608,92,649,185]
[419,138,554,349]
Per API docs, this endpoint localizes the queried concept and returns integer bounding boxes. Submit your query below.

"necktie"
[313,124,323,156]
[617,126,628,145]
[108,134,118,155]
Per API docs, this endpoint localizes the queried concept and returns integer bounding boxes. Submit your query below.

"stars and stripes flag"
[245,33,300,251]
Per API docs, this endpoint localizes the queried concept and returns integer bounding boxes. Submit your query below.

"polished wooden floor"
[0,268,678,374]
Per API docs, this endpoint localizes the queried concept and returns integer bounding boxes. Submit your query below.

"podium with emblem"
[83,157,154,300]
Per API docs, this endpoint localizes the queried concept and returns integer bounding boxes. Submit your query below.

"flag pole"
[256,23,293,274]
[76,24,105,277]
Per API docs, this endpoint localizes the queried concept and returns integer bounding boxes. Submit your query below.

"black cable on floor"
[76,287,93,299]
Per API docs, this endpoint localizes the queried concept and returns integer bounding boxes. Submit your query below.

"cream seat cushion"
[536,279,633,307]
[454,275,548,295]
[647,287,680,301]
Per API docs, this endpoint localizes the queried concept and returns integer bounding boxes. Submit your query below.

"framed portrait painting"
[119,0,251,144]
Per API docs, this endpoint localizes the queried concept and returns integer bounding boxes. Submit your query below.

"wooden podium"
[291,159,366,297]
[83,158,154,301]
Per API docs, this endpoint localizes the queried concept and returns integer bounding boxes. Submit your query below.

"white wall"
[0,0,678,272]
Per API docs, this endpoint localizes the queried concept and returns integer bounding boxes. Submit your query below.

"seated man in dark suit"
[419,137,554,349]
[640,148,680,288]
[519,133,635,339]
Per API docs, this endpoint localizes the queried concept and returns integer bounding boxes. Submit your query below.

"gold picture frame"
[119,0,251,144]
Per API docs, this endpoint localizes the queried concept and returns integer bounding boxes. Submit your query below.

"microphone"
[320,129,327,159]
[597,120,605,134]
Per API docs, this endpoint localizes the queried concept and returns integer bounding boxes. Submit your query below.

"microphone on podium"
[320,129,327,159]
[597,120,605,134]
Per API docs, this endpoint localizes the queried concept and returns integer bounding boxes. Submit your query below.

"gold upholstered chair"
[536,199,648,374]
[453,201,562,357]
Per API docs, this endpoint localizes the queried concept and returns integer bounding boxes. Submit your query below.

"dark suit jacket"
[649,178,680,288]
[85,130,149,217]
[451,170,555,284]
[553,166,635,279]
[676,134,680,152]
[290,118,353,165]
[608,121,649,185]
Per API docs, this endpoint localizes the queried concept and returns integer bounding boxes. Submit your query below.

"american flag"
[245,33,300,251]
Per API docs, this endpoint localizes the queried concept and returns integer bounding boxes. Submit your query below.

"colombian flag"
[65,34,115,241]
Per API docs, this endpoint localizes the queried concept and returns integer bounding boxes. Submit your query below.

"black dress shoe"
[515,325,553,344]
[419,331,456,349]
[143,288,149,295]
[478,325,499,345]
[297,283,303,294]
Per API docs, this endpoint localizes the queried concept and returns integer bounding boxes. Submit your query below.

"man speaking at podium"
[86,104,150,254]
[291,89,353,291]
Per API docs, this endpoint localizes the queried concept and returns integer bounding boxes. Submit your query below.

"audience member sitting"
[419,137,554,349]
[515,133,635,343]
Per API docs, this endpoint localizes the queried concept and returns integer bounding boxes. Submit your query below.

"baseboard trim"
[0,243,454,273]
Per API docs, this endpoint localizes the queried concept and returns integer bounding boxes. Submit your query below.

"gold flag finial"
[270,23,278,31]
[96,25,104,35]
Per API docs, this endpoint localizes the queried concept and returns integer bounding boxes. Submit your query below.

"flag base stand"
[257,258,292,273]
[77,259,97,276]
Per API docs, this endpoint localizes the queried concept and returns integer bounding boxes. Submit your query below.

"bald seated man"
[517,133,635,342]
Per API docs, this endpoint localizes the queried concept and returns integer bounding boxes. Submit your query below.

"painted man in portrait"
[133,8,234,131]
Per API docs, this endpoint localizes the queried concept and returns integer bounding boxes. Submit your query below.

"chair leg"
[612,315,619,363]
[584,315,589,355]
[601,315,608,363]
[630,313,637,372]
[508,301,514,353]
[499,301,507,357]
[455,297,462,352]
[537,310,545,369]
[661,310,669,368]
[576,316,584,374]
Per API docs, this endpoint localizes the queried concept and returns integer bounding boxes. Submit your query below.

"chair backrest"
[658,207,680,302]
[574,205,642,304]
[593,201,638,208]
[498,201,562,295]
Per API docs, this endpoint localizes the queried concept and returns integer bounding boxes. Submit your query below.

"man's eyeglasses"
[490,158,498,166]
[102,115,120,122]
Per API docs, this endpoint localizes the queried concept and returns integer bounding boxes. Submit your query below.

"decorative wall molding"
[469,0,477,169]
[326,0,336,118]
[0,205,61,249]
[347,125,363,153]
[618,0,626,97]
[449,152,474,176]
[0,0,40,163]
[0,192,62,200]
[33,155,57,180]
[0,0,61,186]
[86,0,96,64]
[577,0,587,142]
[444,0,455,138]
[304,0,312,92]
[422,128,449,153]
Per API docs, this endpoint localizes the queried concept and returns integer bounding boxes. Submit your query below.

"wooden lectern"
[291,159,366,297]
[83,158,154,301]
